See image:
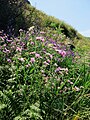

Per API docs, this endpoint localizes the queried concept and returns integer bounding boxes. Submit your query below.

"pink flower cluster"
[36,36,45,42]
[55,67,68,73]
[56,49,66,57]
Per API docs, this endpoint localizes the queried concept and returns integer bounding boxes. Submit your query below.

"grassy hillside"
[22,3,90,67]
[21,4,90,52]
[0,2,90,120]
[23,4,79,38]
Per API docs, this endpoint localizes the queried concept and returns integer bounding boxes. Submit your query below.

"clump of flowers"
[0,22,89,120]
[55,67,68,74]
[36,36,45,42]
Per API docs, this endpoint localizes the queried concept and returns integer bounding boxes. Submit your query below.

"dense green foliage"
[0,27,90,120]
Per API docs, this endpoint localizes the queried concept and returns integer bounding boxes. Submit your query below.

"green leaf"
[30,67,35,74]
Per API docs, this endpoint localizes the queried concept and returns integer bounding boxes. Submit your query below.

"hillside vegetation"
[0,0,80,39]
[20,4,80,39]
[0,1,90,120]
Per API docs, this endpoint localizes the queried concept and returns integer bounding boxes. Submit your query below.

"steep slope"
[23,4,80,39]
[0,1,90,52]
[23,4,90,53]
[0,1,80,39]
[0,2,90,120]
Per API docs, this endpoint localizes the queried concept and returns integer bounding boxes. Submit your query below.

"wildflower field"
[0,26,90,120]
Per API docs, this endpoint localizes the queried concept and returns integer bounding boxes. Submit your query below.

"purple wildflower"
[57,50,66,57]
[3,48,10,53]
[7,58,12,63]
[55,67,61,72]
[35,53,42,58]
[30,58,35,63]
[30,42,34,45]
